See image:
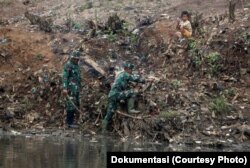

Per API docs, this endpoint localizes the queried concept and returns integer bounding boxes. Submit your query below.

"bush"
[224,88,236,97]
[188,39,203,70]
[209,96,231,115]
[107,30,118,42]
[171,79,181,90]
[206,52,220,75]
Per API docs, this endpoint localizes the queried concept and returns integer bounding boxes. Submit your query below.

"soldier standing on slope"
[62,50,82,128]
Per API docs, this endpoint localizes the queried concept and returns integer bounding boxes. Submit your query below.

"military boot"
[127,97,140,114]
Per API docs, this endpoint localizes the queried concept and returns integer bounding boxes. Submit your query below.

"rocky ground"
[0,0,250,148]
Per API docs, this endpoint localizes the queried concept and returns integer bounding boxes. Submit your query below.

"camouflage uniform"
[103,63,145,125]
[62,51,81,126]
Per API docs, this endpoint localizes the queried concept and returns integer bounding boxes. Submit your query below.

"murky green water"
[0,134,171,168]
[0,132,249,168]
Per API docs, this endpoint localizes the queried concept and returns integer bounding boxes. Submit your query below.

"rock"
[195,141,202,144]
[132,29,140,35]
[206,125,214,131]
[10,130,21,135]
[212,111,216,118]
[160,14,170,19]
[0,38,9,45]
[191,102,200,111]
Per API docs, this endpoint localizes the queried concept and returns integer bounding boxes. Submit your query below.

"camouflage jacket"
[108,71,145,97]
[62,60,81,92]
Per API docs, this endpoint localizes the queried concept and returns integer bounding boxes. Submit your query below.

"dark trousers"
[66,110,75,125]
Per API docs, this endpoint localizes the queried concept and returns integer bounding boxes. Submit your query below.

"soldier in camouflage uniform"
[102,62,146,131]
[62,50,82,128]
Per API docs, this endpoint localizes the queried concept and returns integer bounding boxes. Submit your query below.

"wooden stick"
[83,56,106,76]
[66,96,85,113]
[116,110,151,120]
[94,110,102,125]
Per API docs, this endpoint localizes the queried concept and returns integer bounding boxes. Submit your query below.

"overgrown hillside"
[0,0,249,147]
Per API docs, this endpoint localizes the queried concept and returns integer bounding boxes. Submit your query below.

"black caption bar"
[107,152,249,168]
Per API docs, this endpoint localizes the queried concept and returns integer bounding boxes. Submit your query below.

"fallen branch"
[83,56,106,76]
[232,93,239,104]
[94,110,102,125]
[116,110,151,120]
[152,133,158,142]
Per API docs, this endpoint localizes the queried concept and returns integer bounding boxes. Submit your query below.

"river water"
[0,132,249,168]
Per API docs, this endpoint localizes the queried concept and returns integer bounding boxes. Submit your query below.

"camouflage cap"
[70,50,81,59]
[123,62,134,69]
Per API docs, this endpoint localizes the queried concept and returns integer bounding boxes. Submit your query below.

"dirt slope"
[0,0,250,145]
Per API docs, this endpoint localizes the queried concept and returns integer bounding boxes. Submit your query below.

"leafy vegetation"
[188,41,221,75]
[188,39,203,69]
[209,96,231,115]
[171,79,181,90]
[122,21,139,45]
[107,30,118,42]
[206,52,220,75]
[224,88,236,98]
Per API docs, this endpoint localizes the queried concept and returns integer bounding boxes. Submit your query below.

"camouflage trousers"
[66,91,80,125]
[104,90,135,122]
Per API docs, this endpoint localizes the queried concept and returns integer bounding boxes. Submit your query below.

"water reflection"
[0,135,116,168]
[0,134,247,168]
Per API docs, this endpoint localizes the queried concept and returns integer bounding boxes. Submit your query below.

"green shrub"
[206,52,220,75]
[171,79,181,90]
[224,88,236,97]
[209,96,231,115]
[107,30,118,42]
